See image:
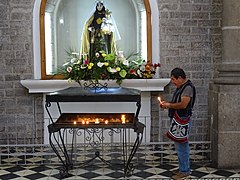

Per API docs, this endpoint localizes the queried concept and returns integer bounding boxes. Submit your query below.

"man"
[160,67,196,180]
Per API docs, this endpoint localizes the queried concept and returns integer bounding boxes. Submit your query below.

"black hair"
[171,67,186,79]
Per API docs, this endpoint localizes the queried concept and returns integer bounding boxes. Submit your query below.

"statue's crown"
[96,0,104,3]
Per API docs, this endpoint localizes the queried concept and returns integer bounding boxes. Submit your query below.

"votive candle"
[95,118,100,124]
[121,115,126,124]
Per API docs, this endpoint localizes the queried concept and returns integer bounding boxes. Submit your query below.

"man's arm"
[161,96,191,109]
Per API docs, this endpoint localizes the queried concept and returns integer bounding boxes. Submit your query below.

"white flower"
[132,60,139,65]
[71,52,79,55]
[137,69,142,77]
[117,57,125,63]
[139,65,145,71]
[95,52,100,58]
[71,58,76,63]
[67,78,72,83]
[97,62,104,67]
[62,62,69,66]
[81,65,87,69]
[107,67,117,73]
[117,51,124,58]
[123,60,129,66]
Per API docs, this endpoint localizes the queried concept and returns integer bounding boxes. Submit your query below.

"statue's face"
[97,2,103,11]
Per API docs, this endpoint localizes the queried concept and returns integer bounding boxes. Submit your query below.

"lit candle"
[158,96,163,104]
[73,121,77,125]
[95,118,100,124]
[82,120,85,124]
[105,120,108,124]
[121,115,126,124]
[86,121,89,124]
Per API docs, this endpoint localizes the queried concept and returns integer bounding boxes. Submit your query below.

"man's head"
[170,67,187,88]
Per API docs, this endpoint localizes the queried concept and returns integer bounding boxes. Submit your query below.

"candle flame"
[95,118,100,124]
[121,114,126,124]
[158,96,163,104]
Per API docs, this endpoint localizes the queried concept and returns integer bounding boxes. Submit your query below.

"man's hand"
[158,97,169,109]
[161,101,170,109]
[160,96,191,110]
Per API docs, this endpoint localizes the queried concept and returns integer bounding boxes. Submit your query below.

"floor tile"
[24,172,47,179]
[79,171,102,179]
[37,177,59,180]
[0,163,239,179]
[0,151,240,180]
[92,175,116,179]
[200,174,215,178]
[133,170,155,179]
[2,157,22,163]
[0,173,21,179]
[191,170,209,178]
[144,167,157,174]
[212,169,236,177]
[230,173,240,178]
[4,166,26,173]
[105,171,125,179]
[0,169,10,176]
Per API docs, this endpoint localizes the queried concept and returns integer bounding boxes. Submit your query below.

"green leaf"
[119,69,127,78]
[104,54,115,61]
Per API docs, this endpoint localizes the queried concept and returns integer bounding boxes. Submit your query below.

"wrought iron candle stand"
[45,86,145,178]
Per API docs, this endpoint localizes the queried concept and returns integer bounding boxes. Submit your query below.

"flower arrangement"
[60,50,160,85]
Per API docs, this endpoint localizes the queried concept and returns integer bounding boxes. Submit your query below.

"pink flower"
[67,66,72,73]
[84,59,89,65]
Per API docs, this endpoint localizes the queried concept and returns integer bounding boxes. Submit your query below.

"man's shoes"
[172,172,190,180]
[172,169,179,174]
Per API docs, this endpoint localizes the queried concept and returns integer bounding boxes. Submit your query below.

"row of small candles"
[73,115,126,125]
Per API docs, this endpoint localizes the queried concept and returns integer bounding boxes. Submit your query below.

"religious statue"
[80,1,118,61]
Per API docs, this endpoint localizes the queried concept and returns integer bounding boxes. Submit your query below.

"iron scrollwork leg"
[124,121,145,177]
[48,125,74,178]
[45,102,54,124]
[79,128,120,167]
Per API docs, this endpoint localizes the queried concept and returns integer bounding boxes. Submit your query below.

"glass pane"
[44,0,146,75]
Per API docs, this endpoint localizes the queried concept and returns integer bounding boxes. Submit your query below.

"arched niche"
[39,0,153,79]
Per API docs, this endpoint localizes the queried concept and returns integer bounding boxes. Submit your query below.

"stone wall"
[0,0,43,144]
[209,0,240,168]
[151,0,222,142]
[209,82,240,168]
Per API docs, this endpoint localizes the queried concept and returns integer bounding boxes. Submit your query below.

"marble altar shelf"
[20,79,170,93]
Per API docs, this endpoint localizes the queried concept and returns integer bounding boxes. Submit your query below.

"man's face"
[171,76,182,88]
